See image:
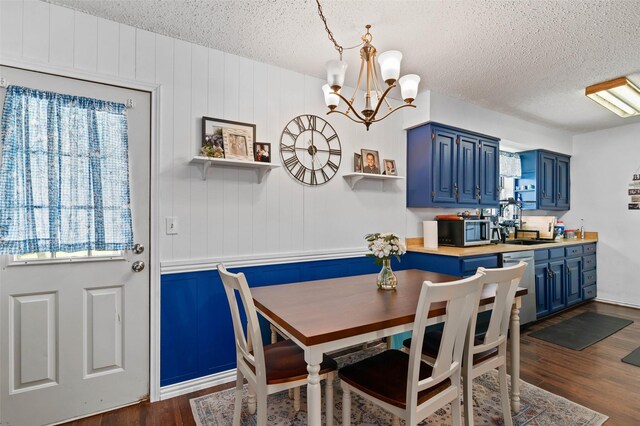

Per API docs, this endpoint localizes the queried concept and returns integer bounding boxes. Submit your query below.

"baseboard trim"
[160,248,367,275]
[594,298,640,310]
[160,369,237,400]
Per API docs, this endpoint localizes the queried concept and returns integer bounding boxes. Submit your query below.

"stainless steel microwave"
[437,219,492,247]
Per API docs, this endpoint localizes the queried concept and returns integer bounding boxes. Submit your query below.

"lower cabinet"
[534,242,596,320]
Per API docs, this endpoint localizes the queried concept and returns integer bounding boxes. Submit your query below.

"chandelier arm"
[327,109,365,124]
[369,84,397,121]
[331,91,369,122]
[349,58,366,106]
[369,61,393,110]
[370,103,416,124]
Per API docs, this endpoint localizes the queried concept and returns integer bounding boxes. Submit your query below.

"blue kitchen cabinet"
[479,138,500,206]
[433,127,458,204]
[516,150,571,210]
[407,122,500,208]
[549,259,566,313]
[534,263,550,317]
[566,256,582,306]
[534,242,596,320]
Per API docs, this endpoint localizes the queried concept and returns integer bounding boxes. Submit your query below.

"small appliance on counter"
[436,215,492,247]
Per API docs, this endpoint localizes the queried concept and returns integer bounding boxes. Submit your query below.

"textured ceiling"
[47,0,640,134]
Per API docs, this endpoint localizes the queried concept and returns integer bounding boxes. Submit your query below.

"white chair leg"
[233,371,244,426]
[463,370,474,426]
[256,393,268,426]
[288,389,293,398]
[342,385,351,426]
[451,395,463,426]
[325,373,334,426]
[247,383,256,415]
[293,386,301,411]
[499,364,513,426]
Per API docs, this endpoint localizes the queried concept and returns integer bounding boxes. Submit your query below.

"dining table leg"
[510,298,521,413]
[306,360,322,426]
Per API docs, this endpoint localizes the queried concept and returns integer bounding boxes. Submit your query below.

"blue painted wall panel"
[160,254,426,386]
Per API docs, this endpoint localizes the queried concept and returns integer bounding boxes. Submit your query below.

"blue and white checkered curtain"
[0,85,134,254]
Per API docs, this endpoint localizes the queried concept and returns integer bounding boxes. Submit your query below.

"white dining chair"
[217,264,338,426]
[403,261,527,426]
[339,273,484,426]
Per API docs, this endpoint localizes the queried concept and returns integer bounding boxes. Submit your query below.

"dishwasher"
[500,251,536,325]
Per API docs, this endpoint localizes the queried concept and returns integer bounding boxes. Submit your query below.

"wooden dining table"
[251,269,527,426]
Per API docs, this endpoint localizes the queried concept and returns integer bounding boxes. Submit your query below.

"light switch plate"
[166,217,178,235]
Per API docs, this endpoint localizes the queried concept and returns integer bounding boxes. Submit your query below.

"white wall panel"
[172,40,192,260]
[189,44,209,258]
[206,48,225,258]
[237,57,254,255]
[10,292,58,392]
[118,24,136,80]
[96,18,119,77]
[135,29,156,84]
[0,0,24,58]
[84,287,123,376]
[154,34,175,262]
[73,12,97,72]
[49,5,74,67]
[22,0,49,62]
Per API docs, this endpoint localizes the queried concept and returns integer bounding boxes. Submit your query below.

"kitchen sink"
[504,239,555,245]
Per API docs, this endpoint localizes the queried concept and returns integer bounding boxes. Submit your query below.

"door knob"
[132,261,145,272]
[133,243,144,254]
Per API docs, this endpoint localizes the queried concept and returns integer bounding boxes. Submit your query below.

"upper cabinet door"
[539,152,557,209]
[556,155,570,210]
[457,134,480,206]
[432,128,458,204]
[479,139,500,206]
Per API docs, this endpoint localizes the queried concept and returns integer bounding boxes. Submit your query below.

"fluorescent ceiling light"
[586,77,640,118]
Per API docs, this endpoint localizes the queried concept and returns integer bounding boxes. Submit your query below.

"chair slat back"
[473,261,527,351]
[406,273,483,406]
[218,264,265,382]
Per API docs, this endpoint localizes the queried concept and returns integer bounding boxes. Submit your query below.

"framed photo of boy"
[361,149,381,174]
[201,116,256,161]
[354,153,362,172]
[254,142,271,163]
[383,159,397,176]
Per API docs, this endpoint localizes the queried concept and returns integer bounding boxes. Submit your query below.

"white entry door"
[0,66,151,426]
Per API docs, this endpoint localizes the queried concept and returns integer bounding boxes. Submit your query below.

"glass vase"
[377,258,397,290]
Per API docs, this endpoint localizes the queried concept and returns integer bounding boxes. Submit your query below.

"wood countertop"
[407,232,598,257]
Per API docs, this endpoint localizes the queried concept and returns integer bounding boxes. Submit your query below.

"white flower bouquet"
[365,232,406,265]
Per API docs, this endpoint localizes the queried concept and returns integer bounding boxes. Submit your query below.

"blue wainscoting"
[160,255,406,387]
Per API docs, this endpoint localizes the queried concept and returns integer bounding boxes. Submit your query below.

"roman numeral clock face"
[280,115,342,185]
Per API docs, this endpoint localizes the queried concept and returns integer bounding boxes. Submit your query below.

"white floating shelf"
[190,156,280,183]
[342,172,405,189]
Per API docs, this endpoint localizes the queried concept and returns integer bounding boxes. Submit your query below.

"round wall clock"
[280,114,342,185]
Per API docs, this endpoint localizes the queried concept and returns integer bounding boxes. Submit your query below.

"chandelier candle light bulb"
[322,84,340,109]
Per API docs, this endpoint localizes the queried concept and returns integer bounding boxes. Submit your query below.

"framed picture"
[383,159,397,176]
[254,142,271,163]
[354,153,362,172]
[360,149,381,174]
[201,117,256,161]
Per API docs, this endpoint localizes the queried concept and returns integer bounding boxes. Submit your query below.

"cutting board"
[521,216,556,239]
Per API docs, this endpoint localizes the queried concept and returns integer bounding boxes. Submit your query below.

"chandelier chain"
[315,0,344,59]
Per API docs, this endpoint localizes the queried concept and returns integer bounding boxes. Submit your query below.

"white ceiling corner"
[45,0,640,134]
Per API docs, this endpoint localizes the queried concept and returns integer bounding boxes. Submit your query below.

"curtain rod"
[0,78,135,109]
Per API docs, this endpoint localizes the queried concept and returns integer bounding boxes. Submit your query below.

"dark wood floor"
[64,301,640,425]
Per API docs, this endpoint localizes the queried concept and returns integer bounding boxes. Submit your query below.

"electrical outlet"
[166,217,178,235]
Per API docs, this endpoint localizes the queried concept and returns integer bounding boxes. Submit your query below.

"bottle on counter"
[580,219,585,239]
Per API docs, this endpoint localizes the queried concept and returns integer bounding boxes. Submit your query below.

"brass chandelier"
[316,0,420,130]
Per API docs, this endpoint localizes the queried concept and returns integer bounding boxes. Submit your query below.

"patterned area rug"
[190,345,608,425]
